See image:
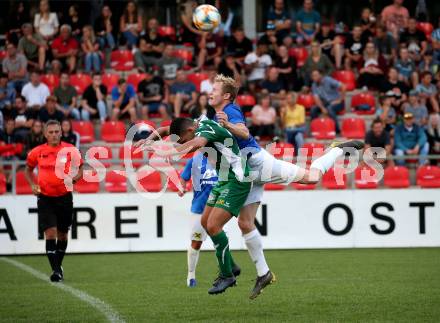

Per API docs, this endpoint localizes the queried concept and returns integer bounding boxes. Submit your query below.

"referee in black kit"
[25,120,83,282]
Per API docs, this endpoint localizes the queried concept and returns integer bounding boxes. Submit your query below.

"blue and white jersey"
[212,102,261,152]
[181,153,218,215]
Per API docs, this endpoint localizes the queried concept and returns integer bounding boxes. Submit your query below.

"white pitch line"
[0,257,125,323]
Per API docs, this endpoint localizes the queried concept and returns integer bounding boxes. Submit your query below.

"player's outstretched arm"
[133,126,171,150]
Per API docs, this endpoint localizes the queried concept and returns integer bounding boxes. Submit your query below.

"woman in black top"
[22,120,45,159]
[63,5,84,42]
[8,2,30,45]
[274,45,298,91]
[61,119,79,148]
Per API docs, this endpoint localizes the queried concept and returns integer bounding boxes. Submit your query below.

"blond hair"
[214,74,239,102]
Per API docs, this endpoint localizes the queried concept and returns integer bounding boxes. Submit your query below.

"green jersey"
[194,119,249,182]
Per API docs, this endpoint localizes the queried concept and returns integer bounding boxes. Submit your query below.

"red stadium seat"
[70,73,92,95]
[101,121,126,142]
[267,142,294,161]
[351,92,376,115]
[136,170,163,192]
[72,121,95,143]
[291,182,316,190]
[86,146,113,168]
[160,120,172,128]
[102,73,120,92]
[16,171,34,195]
[172,49,193,65]
[40,74,60,93]
[310,118,336,139]
[417,22,433,41]
[332,70,356,91]
[74,177,100,193]
[187,72,209,92]
[297,93,315,109]
[354,165,379,189]
[0,172,6,195]
[341,118,366,139]
[118,145,144,168]
[384,166,410,188]
[157,25,176,41]
[416,165,440,188]
[288,47,308,67]
[127,73,147,90]
[105,170,127,193]
[236,94,256,107]
[0,50,6,61]
[322,167,347,189]
[264,183,285,190]
[110,50,134,71]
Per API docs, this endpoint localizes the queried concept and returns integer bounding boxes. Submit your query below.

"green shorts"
[206,180,252,217]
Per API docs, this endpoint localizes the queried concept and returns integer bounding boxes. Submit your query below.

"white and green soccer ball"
[192,4,221,32]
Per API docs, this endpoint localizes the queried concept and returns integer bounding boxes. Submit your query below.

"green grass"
[1,248,440,322]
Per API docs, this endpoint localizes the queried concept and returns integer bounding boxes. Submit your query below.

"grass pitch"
[1,248,439,323]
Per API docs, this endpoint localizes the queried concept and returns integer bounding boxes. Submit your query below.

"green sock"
[211,231,233,277]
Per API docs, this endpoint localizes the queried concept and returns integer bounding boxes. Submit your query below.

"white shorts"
[189,213,207,242]
[244,148,301,206]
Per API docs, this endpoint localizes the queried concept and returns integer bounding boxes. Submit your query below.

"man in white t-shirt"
[21,71,50,109]
[244,42,272,94]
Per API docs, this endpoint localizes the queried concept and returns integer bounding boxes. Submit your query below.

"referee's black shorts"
[37,193,73,232]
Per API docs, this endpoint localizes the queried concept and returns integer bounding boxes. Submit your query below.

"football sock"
[243,229,270,277]
[210,231,233,277]
[56,240,68,268]
[187,247,200,279]
[311,147,343,173]
[45,239,59,271]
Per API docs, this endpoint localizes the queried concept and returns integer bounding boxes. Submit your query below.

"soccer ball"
[192,4,221,32]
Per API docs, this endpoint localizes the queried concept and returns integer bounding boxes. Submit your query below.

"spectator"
[21,71,50,109]
[380,67,409,109]
[0,74,16,111]
[134,18,164,73]
[426,113,440,162]
[81,25,101,73]
[180,0,204,46]
[214,2,234,38]
[310,69,346,134]
[295,0,320,43]
[157,44,184,82]
[137,72,168,120]
[0,119,21,146]
[403,90,429,127]
[51,24,79,74]
[61,119,79,148]
[415,72,439,113]
[301,41,334,86]
[344,25,365,70]
[10,95,35,141]
[399,17,427,61]
[54,72,79,120]
[217,53,242,84]
[259,22,279,58]
[357,42,387,90]
[23,120,45,157]
[34,0,59,42]
[432,18,440,65]
[374,25,398,65]
[394,112,429,166]
[119,1,142,48]
[94,5,116,50]
[364,118,393,166]
[81,73,107,121]
[274,45,297,91]
[418,50,438,75]
[0,110,3,131]
[3,43,28,93]
[18,23,47,72]
[244,42,272,94]
[381,0,409,39]
[7,2,29,45]
[63,5,83,42]
[196,31,224,69]
[376,92,397,132]
[394,47,418,87]
[200,68,216,94]
[280,92,306,154]
[111,79,137,123]
[39,96,64,123]
[190,93,209,119]
[169,70,197,117]
[250,94,277,140]
[261,66,286,103]
[316,22,343,69]
[360,7,376,41]
[226,28,253,64]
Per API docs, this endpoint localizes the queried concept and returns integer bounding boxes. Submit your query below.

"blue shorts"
[146,102,165,113]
